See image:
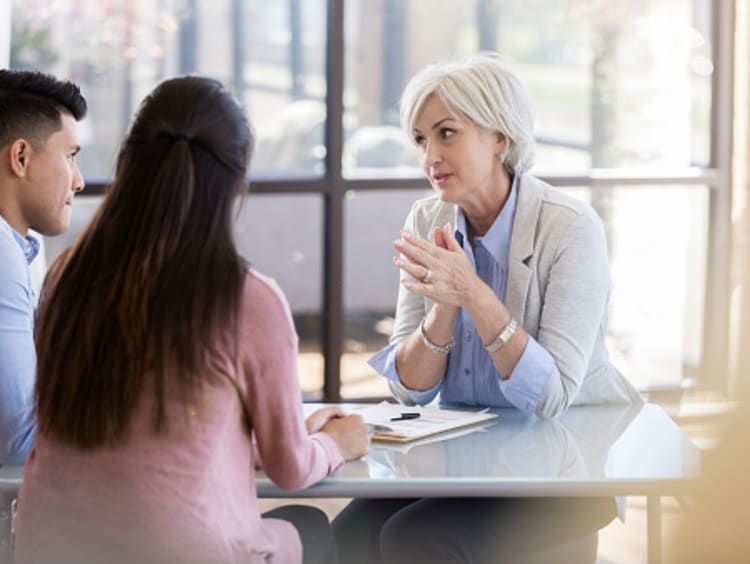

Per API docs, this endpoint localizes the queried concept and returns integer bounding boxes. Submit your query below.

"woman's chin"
[434,188,457,204]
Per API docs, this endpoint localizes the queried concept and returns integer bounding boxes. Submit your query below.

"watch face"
[485,318,518,353]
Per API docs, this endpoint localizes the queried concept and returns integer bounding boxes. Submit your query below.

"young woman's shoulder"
[240,267,296,340]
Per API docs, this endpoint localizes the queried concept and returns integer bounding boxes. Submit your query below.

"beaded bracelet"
[419,318,454,354]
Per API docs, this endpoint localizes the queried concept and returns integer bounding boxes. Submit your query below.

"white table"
[256,403,701,564]
[0,403,699,564]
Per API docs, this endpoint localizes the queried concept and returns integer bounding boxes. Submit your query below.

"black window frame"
[55,0,737,401]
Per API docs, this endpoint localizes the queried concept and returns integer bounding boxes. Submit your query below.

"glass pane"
[561,185,708,389]
[235,194,324,397]
[602,185,709,389]
[42,196,103,266]
[343,0,712,177]
[343,188,432,398]
[343,185,708,397]
[10,0,327,181]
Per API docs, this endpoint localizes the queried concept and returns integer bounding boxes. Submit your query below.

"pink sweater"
[14,269,343,564]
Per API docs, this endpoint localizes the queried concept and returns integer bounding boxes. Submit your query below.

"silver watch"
[484,318,518,353]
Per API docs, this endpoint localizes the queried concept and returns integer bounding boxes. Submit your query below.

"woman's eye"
[414,135,426,146]
[440,128,455,139]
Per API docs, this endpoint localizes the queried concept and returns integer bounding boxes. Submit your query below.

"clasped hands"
[393,223,480,309]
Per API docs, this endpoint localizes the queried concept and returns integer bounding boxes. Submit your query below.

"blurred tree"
[477,0,499,51]
[178,0,197,74]
[575,0,651,255]
[231,0,246,104]
[290,0,304,99]
[9,21,57,70]
[382,0,405,125]
[589,4,621,256]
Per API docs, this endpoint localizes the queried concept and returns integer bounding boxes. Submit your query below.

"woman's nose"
[423,142,442,166]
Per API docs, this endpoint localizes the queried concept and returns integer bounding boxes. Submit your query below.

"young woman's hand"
[305,406,345,434]
[320,414,370,460]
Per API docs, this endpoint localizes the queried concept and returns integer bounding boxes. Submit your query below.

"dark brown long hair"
[35,76,253,448]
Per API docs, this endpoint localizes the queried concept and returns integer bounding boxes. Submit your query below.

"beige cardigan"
[389,174,642,418]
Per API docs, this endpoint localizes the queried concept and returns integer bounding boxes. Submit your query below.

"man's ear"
[8,139,32,178]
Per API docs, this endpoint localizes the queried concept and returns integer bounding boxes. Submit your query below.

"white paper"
[354,401,497,442]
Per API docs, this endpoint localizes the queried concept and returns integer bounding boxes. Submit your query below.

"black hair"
[0,69,87,148]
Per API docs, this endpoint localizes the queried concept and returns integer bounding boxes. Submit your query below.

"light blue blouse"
[369,176,555,413]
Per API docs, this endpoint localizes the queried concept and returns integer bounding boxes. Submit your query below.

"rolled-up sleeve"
[368,343,442,405]
[498,337,555,414]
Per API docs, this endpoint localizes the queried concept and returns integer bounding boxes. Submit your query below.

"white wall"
[0,0,10,67]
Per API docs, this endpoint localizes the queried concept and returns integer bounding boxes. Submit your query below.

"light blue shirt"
[0,215,39,465]
[369,177,555,413]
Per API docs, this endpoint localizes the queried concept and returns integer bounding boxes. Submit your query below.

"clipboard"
[357,401,498,443]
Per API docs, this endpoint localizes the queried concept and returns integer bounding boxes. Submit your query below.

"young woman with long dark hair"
[14,76,369,564]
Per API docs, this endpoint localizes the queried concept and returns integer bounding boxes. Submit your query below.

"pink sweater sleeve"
[239,270,343,490]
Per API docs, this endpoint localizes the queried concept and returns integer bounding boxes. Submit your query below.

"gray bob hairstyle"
[400,52,536,175]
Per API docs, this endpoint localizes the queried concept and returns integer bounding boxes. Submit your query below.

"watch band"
[419,318,454,354]
[484,318,518,353]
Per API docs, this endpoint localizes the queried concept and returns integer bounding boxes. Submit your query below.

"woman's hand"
[321,414,371,461]
[305,406,345,434]
[393,223,480,309]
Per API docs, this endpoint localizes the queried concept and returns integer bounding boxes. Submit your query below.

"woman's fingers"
[443,223,463,251]
[321,414,371,460]
[305,406,345,434]
[394,255,430,283]
[392,228,460,289]
[394,225,478,308]
[393,230,440,267]
[433,226,448,249]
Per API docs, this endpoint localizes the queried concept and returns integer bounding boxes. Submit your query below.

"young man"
[0,70,87,465]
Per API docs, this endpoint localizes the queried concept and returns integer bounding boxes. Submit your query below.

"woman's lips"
[432,172,453,185]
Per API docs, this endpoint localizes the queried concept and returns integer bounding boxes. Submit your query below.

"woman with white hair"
[333,53,641,564]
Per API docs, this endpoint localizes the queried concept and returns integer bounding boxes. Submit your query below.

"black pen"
[390,412,421,422]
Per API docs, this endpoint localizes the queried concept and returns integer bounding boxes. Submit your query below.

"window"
[9,0,733,399]
[340,0,725,395]
[343,0,713,177]
[343,189,431,398]
[11,0,327,180]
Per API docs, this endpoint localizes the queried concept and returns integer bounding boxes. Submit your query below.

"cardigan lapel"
[505,175,542,322]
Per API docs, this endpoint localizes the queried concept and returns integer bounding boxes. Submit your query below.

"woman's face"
[412,95,507,208]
